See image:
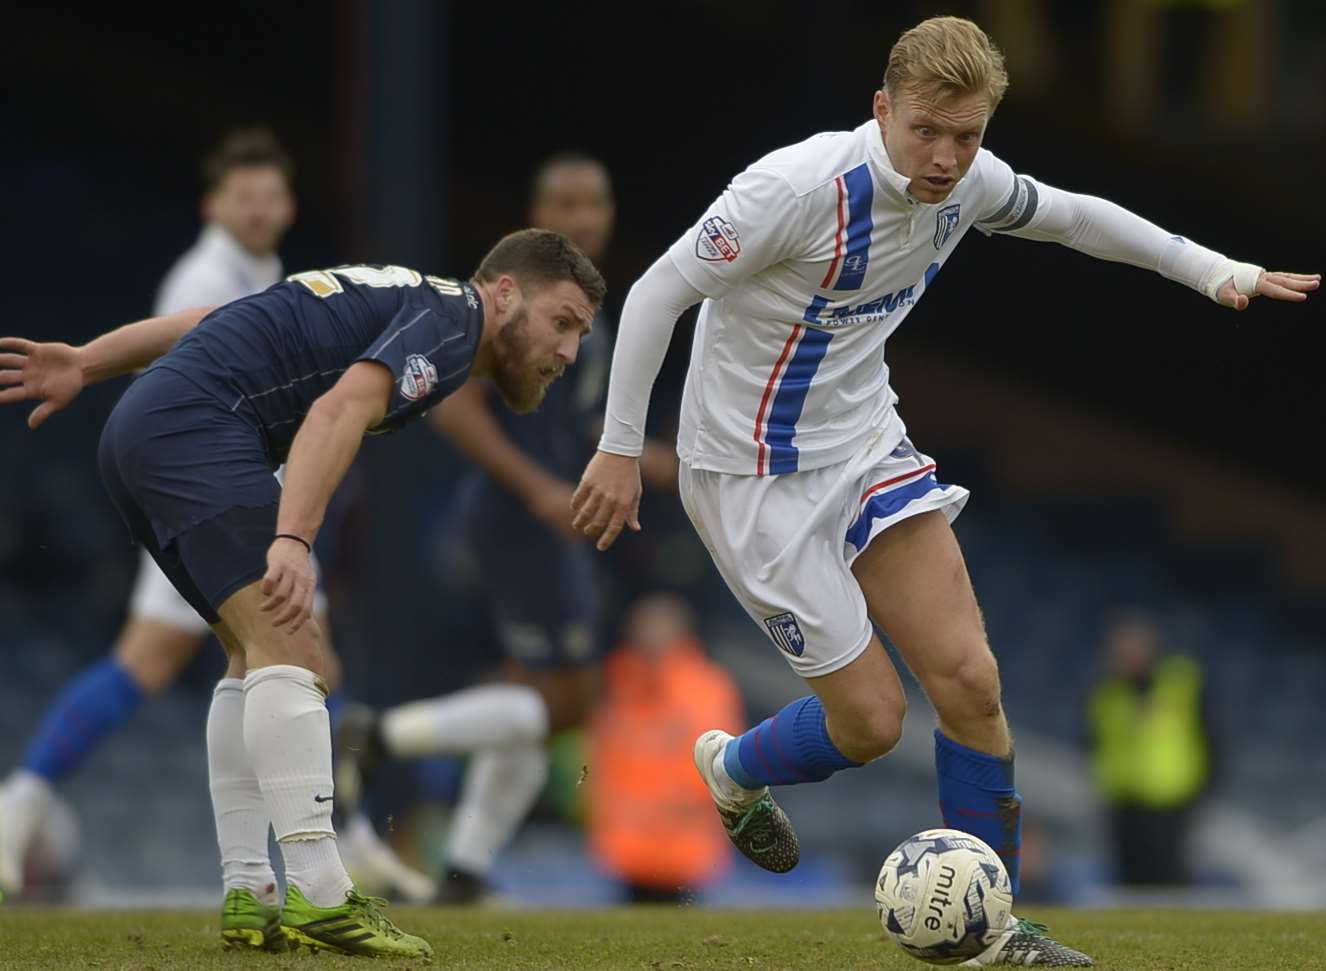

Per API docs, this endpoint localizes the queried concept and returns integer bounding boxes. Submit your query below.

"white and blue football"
[875,828,1013,965]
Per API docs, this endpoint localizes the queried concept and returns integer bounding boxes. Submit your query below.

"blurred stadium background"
[2,0,1323,913]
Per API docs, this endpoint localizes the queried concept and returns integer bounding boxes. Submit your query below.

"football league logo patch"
[696,216,741,262]
[934,204,960,250]
[399,353,438,401]
[764,611,806,657]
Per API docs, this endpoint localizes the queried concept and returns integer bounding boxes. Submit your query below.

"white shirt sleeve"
[666,166,808,299]
[596,254,706,457]
[975,153,1260,301]
[153,260,237,316]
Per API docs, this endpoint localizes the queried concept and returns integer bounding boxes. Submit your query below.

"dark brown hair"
[529,151,611,203]
[203,128,295,194]
[474,229,606,307]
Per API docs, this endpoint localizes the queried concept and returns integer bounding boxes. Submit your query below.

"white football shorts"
[678,428,968,678]
[128,548,329,632]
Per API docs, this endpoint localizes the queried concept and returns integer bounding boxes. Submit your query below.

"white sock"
[0,770,53,892]
[5,770,53,816]
[207,679,278,904]
[446,745,548,876]
[380,683,548,758]
[243,664,351,907]
[712,742,763,807]
[281,835,352,908]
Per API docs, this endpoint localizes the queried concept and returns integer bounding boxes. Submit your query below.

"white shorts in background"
[127,549,329,632]
[678,430,968,678]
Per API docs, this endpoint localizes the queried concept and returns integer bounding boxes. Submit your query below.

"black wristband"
[274,533,312,553]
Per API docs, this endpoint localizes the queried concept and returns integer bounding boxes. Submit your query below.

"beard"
[492,308,556,414]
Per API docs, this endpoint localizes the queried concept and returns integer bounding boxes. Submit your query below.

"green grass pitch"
[1,906,1323,969]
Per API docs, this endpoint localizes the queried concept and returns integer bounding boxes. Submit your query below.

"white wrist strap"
[1200,259,1262,302]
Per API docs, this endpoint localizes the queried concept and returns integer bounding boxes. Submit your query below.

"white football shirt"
[666,120,1041,475]
[154,223,283,316]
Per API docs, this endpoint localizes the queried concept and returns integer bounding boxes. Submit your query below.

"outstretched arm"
[0,307,210,428]
[996,181,1319,308]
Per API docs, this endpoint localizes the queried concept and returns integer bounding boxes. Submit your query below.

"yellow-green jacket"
[1089,656,1210,809]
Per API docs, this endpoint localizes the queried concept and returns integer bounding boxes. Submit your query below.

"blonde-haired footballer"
[573,15,1317,967]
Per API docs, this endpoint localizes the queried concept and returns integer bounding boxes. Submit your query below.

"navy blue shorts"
[457,485,601,668]
[98,366,281,624]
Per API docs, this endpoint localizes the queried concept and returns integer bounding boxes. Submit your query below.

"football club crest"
[934,204,961,249]
[764,611,806,657]
[696,216,741,262]
[399,353,438,401]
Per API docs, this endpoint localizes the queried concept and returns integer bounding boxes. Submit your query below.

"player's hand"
[526,477,582,542]
[638,439,680,492]
[0,339,85,429]
[1216,270,1320,311]
[571,450,642,552]
[260,536,317,634]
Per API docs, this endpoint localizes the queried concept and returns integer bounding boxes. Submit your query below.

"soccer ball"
[874,828,1013,965]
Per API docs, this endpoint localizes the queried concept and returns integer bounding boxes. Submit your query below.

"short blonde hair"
[883,16,1009,109]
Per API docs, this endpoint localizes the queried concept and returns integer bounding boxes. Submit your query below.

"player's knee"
[831,699,905,763]
[932,648,1002,725]
[114,621,203,696]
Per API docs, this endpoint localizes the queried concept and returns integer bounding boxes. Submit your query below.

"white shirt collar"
[862,119,915,203]
[863,119,975,210]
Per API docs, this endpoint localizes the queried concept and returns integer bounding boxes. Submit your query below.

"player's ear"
[496,275,519,315]
[874,89,891,125]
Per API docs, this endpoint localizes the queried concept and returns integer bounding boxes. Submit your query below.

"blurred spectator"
[586,594,743,903]
[1087,607,1213,885]
[333,153,678,904]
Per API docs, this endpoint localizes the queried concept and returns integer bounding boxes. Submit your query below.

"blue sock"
[934,729,1022,895]
[722,695,861,788]
[21,659,145,781]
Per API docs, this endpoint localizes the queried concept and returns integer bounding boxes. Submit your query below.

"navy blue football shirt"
[151,265,483,464]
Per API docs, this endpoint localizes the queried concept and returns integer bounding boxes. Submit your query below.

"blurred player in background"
[573,15,1317,967]
[0,129,343,904]
[334,153,677,903]
[1,230,605,957]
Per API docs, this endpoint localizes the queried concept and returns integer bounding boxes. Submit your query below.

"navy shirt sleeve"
[356,302,476,434]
